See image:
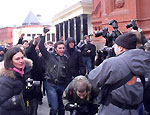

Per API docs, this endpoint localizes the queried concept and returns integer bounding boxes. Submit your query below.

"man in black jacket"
[39,27,72,115]
[77,35,93,74]
[65,37,86,77]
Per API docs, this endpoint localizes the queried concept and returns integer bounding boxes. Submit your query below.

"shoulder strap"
[109,56,135,91]
[100,57,135,105]
[109,72,134,92]
[100,72,134,105]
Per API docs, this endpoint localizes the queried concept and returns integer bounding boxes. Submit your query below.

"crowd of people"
[0,25,150,115]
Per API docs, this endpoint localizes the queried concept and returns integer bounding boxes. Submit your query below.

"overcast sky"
[0,0,81,27]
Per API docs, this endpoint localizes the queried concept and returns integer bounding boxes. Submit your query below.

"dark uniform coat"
[88,49,150,115]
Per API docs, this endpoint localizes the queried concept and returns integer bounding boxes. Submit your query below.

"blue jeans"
[44,79,51,106]
[82,56,92,73]
[47,83,66,115]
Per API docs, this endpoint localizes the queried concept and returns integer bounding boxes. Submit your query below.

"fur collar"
[0,58,32,79]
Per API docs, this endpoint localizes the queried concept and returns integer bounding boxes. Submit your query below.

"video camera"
[95,27,109,38]
[109,19,122,40]
[109,19,118,29]
[95,20,121,47]
[26,78,40,89]
[126,19,138,30]
[103,46,116,58]
[95,27,114,47]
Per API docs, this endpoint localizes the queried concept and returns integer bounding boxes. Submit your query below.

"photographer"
[0,47,33,115]
[95,27,113,47]
[126,19,147,49]
[95,20,122,47]
[95,20,121,63]
[63,75,99,115]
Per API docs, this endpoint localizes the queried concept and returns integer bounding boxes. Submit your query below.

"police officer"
[88,32,150,115]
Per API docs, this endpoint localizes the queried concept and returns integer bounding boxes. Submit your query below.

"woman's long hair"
[4,47,24,70]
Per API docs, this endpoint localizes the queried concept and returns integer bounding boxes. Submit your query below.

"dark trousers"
[26,98,38,115]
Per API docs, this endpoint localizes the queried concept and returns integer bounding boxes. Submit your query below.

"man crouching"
[62,75,99,115]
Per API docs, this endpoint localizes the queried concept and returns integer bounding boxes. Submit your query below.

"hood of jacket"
[65,37,75,51]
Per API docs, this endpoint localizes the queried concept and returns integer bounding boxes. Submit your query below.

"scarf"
[9,63,25,77]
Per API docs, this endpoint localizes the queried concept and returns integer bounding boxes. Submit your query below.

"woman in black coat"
[0,47,33,115]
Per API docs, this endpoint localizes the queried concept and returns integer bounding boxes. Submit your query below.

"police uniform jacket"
[88,49,150,115]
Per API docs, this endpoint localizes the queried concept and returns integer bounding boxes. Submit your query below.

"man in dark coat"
[89,40,96,69]
[88,32,150,115]
[65,37,86,77]
[77,35,93,73]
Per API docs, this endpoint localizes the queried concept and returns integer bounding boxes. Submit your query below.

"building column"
[59,23,63,39]
[68,20,70,37]
[70,19,74,38]
[74,17,77,42]
[64,21,68,40]
[80,14,88,40]
[76,16,81,44]
[55,24,59,41]
[63,22,65,40]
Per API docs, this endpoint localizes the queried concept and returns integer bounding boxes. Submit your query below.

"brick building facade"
[0,27,14,45]
[92,0,150,49]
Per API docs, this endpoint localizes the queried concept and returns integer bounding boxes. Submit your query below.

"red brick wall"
[92,0,150,47]
[0,27,14,45]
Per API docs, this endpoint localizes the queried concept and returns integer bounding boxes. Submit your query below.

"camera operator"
[126,19,147,49]
[63,75,99,115]
[0,47,33,115]
[95,27,113,47]
[95,20,122,62]
[95,20,122,47]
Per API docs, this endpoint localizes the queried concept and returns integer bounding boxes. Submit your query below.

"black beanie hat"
[115,32,137,49]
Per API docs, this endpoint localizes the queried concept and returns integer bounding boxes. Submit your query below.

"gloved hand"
[65,103,74,111]
[78,105,89,113]
[65,103,79,111]
[43,27,50,33]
